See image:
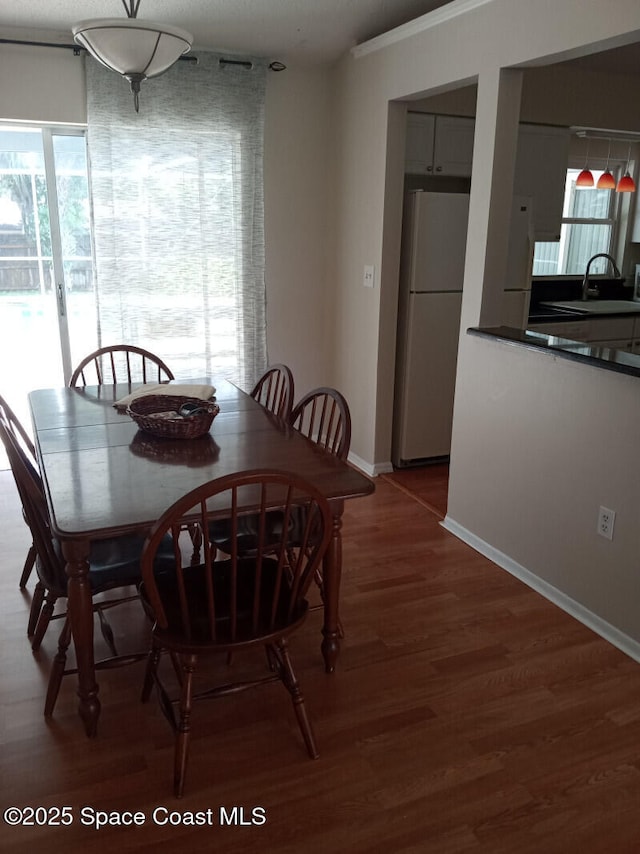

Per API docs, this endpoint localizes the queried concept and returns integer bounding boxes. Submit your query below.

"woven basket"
[127,395,219,439]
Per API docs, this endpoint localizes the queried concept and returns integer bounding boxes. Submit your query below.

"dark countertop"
[469,325,640,380]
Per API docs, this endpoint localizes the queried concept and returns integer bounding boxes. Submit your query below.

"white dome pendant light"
[73,0,193,112]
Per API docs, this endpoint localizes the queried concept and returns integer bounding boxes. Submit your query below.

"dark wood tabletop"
[29,378,374,736]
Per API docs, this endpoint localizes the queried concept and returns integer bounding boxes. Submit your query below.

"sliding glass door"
[0,125,97,463]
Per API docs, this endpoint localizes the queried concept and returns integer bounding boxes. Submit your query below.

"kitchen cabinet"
[514,124,570,241]
[405,113,435,174]
[406,116,568,240]
[405,113,475,176]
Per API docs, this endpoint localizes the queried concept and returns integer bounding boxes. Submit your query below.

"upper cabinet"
[405,113,435,174]
[405,113,475,177]
[514,124,570,241]
[405,113,569,242]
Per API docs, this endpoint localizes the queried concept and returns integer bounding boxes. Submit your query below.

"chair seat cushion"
[88,533,176,591]
[208,507,303,554]
[43,532,175,596]
[143,557,307,646]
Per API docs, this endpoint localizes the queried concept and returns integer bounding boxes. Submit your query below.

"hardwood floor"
[3,465,640,852]
[383,461,449,518]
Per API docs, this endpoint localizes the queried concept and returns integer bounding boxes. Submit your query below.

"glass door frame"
[43,124,92,381]
[0,121,92,384]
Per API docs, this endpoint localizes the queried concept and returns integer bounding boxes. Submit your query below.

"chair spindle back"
[141,470,331,646]
[250,365,294,420]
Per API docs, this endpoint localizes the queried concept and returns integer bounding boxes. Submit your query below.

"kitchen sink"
[540,300,640,315]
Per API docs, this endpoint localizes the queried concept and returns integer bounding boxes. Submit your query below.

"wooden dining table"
[29,378,374,737]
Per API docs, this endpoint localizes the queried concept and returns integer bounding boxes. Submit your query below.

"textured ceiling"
[0,0,454,65]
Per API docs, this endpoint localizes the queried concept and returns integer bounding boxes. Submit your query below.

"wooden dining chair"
[0,393,38,591]
[139,469,332,797]
[0,403,71,646]
[209,387,351,576]
[206,364,295,557]
[290,387,352,461]
[250,364,294,419]
[69,344,174,388]
[289,387,352,631]
[0,410,174,715]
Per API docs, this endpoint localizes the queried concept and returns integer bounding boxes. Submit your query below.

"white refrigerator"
[392,190,469,467]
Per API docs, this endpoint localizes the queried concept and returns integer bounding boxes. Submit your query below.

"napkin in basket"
[113,383,216,412]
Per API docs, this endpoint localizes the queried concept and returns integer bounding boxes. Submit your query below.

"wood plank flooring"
[383,462,449,518]
[2,465,640,852]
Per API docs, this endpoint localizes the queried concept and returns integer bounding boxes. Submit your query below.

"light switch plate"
[363,265,375,288]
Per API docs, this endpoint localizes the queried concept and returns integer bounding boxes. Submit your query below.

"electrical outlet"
[597,506,615,540]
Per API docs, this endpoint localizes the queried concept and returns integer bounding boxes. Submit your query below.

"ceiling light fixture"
[616,144,637,193]
[575,139,594,187]
[73,0,193,113]
[596,139,616,190]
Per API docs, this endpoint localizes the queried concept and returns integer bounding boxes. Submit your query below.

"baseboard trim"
[347,452,393,477]
[442,514,640,665]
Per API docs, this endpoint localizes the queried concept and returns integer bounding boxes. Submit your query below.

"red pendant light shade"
[575,168,594,187]
[597,170,616,190]
[576,132,637,193]
[576,138,593,187]
[616,172,636,193]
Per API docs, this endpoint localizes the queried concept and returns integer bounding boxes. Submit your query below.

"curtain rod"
[0,38,286,70]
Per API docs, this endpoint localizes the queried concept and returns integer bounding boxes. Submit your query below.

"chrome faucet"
[581,253,621,301]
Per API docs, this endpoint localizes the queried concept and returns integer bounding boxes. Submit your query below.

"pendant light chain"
[596,139,616,190]
[122,1,142,18]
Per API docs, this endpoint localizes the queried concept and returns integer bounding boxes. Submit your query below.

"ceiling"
[2,1,638,74]
[0,0,455,65]
[555,41,640,76]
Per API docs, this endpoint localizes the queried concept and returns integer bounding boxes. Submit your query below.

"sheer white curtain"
[84,52,267,388]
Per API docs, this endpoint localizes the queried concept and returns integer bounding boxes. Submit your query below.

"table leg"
[321,501,343,673]
[62,539,100,737]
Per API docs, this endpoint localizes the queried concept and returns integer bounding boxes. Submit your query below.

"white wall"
[329,0,640,647]
[263,65,334,397]
[0,46,334,398]
[447,332,640,649]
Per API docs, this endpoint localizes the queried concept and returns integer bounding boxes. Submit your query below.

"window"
[532,167,619,276]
